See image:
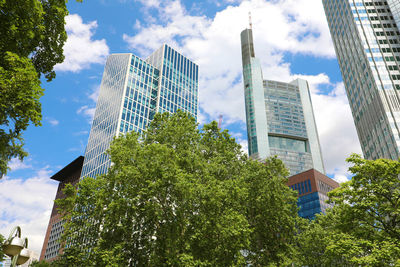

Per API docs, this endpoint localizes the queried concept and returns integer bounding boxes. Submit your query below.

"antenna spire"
[248,11,252,29]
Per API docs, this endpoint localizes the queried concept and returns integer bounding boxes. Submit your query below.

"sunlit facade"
[80,45,198,179]
[323,0,400,160]
[240,28,325,175]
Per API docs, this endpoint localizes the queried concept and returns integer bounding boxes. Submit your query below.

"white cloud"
[135,0,160,8]
[77,84,100,124]
[55,14,109,72]
[0,168,58,255]
[47,118,59,126]
[124,0,361,178]
[7,158,32,172]
[77,105,96,123]
[88,84,100,103]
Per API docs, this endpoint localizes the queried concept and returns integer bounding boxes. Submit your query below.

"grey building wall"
[322,0,400,160]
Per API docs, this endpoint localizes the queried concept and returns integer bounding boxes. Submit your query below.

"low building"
[39,156,84,262]
[287,168,339,220]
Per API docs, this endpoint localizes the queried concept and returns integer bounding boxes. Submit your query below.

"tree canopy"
[0,0,81,177]
[55,111,300,266]
[296,154,400,266]
[0,233,4,262]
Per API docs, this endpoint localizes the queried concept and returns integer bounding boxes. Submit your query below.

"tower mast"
[248,11,252,29]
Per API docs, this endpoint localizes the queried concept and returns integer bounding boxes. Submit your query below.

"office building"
[240,28,325,175]
[40,156,84,262]
[287,168,339,220]
[323,0,400,160]
[80,44,198,179]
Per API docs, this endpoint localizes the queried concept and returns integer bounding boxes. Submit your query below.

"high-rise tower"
[80,45,198,179]
[240,28,325,175]
[322,0,400,160]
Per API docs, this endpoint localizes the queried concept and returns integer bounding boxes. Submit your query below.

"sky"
[0,0,363,255]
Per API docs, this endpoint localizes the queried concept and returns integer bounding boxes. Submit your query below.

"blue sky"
[0,0,362,254]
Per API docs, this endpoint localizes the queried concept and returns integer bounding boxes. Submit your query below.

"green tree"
[0,233,4,262]
[29,260,51,267]
[296,154,400,266]
[57,111,299,266]
[0,0,82,177]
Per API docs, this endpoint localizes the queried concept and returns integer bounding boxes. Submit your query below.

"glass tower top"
[80,44,198,179]
[323,0,400,160]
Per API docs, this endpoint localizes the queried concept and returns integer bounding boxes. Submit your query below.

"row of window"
[372,23,396,28]
[364,1,388,7]
[290,179,312,195]
[378,38,399,44]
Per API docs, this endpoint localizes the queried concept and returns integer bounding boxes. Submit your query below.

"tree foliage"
[57,111,299,266]
[0,0,82,177]
[0,233,4,262]
[30,260,51,267]
[296,154,400,266]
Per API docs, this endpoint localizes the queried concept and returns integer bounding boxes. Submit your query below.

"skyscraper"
[80,44,199,179]
[240,28,325,175]
[322,0,400,160]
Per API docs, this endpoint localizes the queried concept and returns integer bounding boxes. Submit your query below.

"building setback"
[40,156,84,262]
[240,27,325,175]
[287,168,339,220]
[323,0,400,160]
[80,45,199,179]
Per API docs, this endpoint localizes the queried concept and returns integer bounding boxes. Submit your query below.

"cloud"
[88,84,100,103]
[7,158,32,172]
[73,130,89,136]
[55,14,109,72]
[77,84,100,124]
[47,118,59,126]
[135,0,160,8]
[0,167,58,254]
[77,105,96,123]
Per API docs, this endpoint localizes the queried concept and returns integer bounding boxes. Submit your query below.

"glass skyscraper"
[240,28,325,175]
[80,44,198,179]
[323,0,400,160]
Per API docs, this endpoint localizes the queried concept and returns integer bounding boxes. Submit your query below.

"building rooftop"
[51,156,84,182]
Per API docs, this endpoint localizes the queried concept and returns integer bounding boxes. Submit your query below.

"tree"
[30,260,51,267]
[57,111,300,266]
[0,233,4,262]
[0,0,82,177]
[296,154,400,266]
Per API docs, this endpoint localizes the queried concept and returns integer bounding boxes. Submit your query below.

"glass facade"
[323,0,400,160]
[241,29,325,175]
[81,45,198,179]
[290,187,334,220]
[297,192,323,220]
